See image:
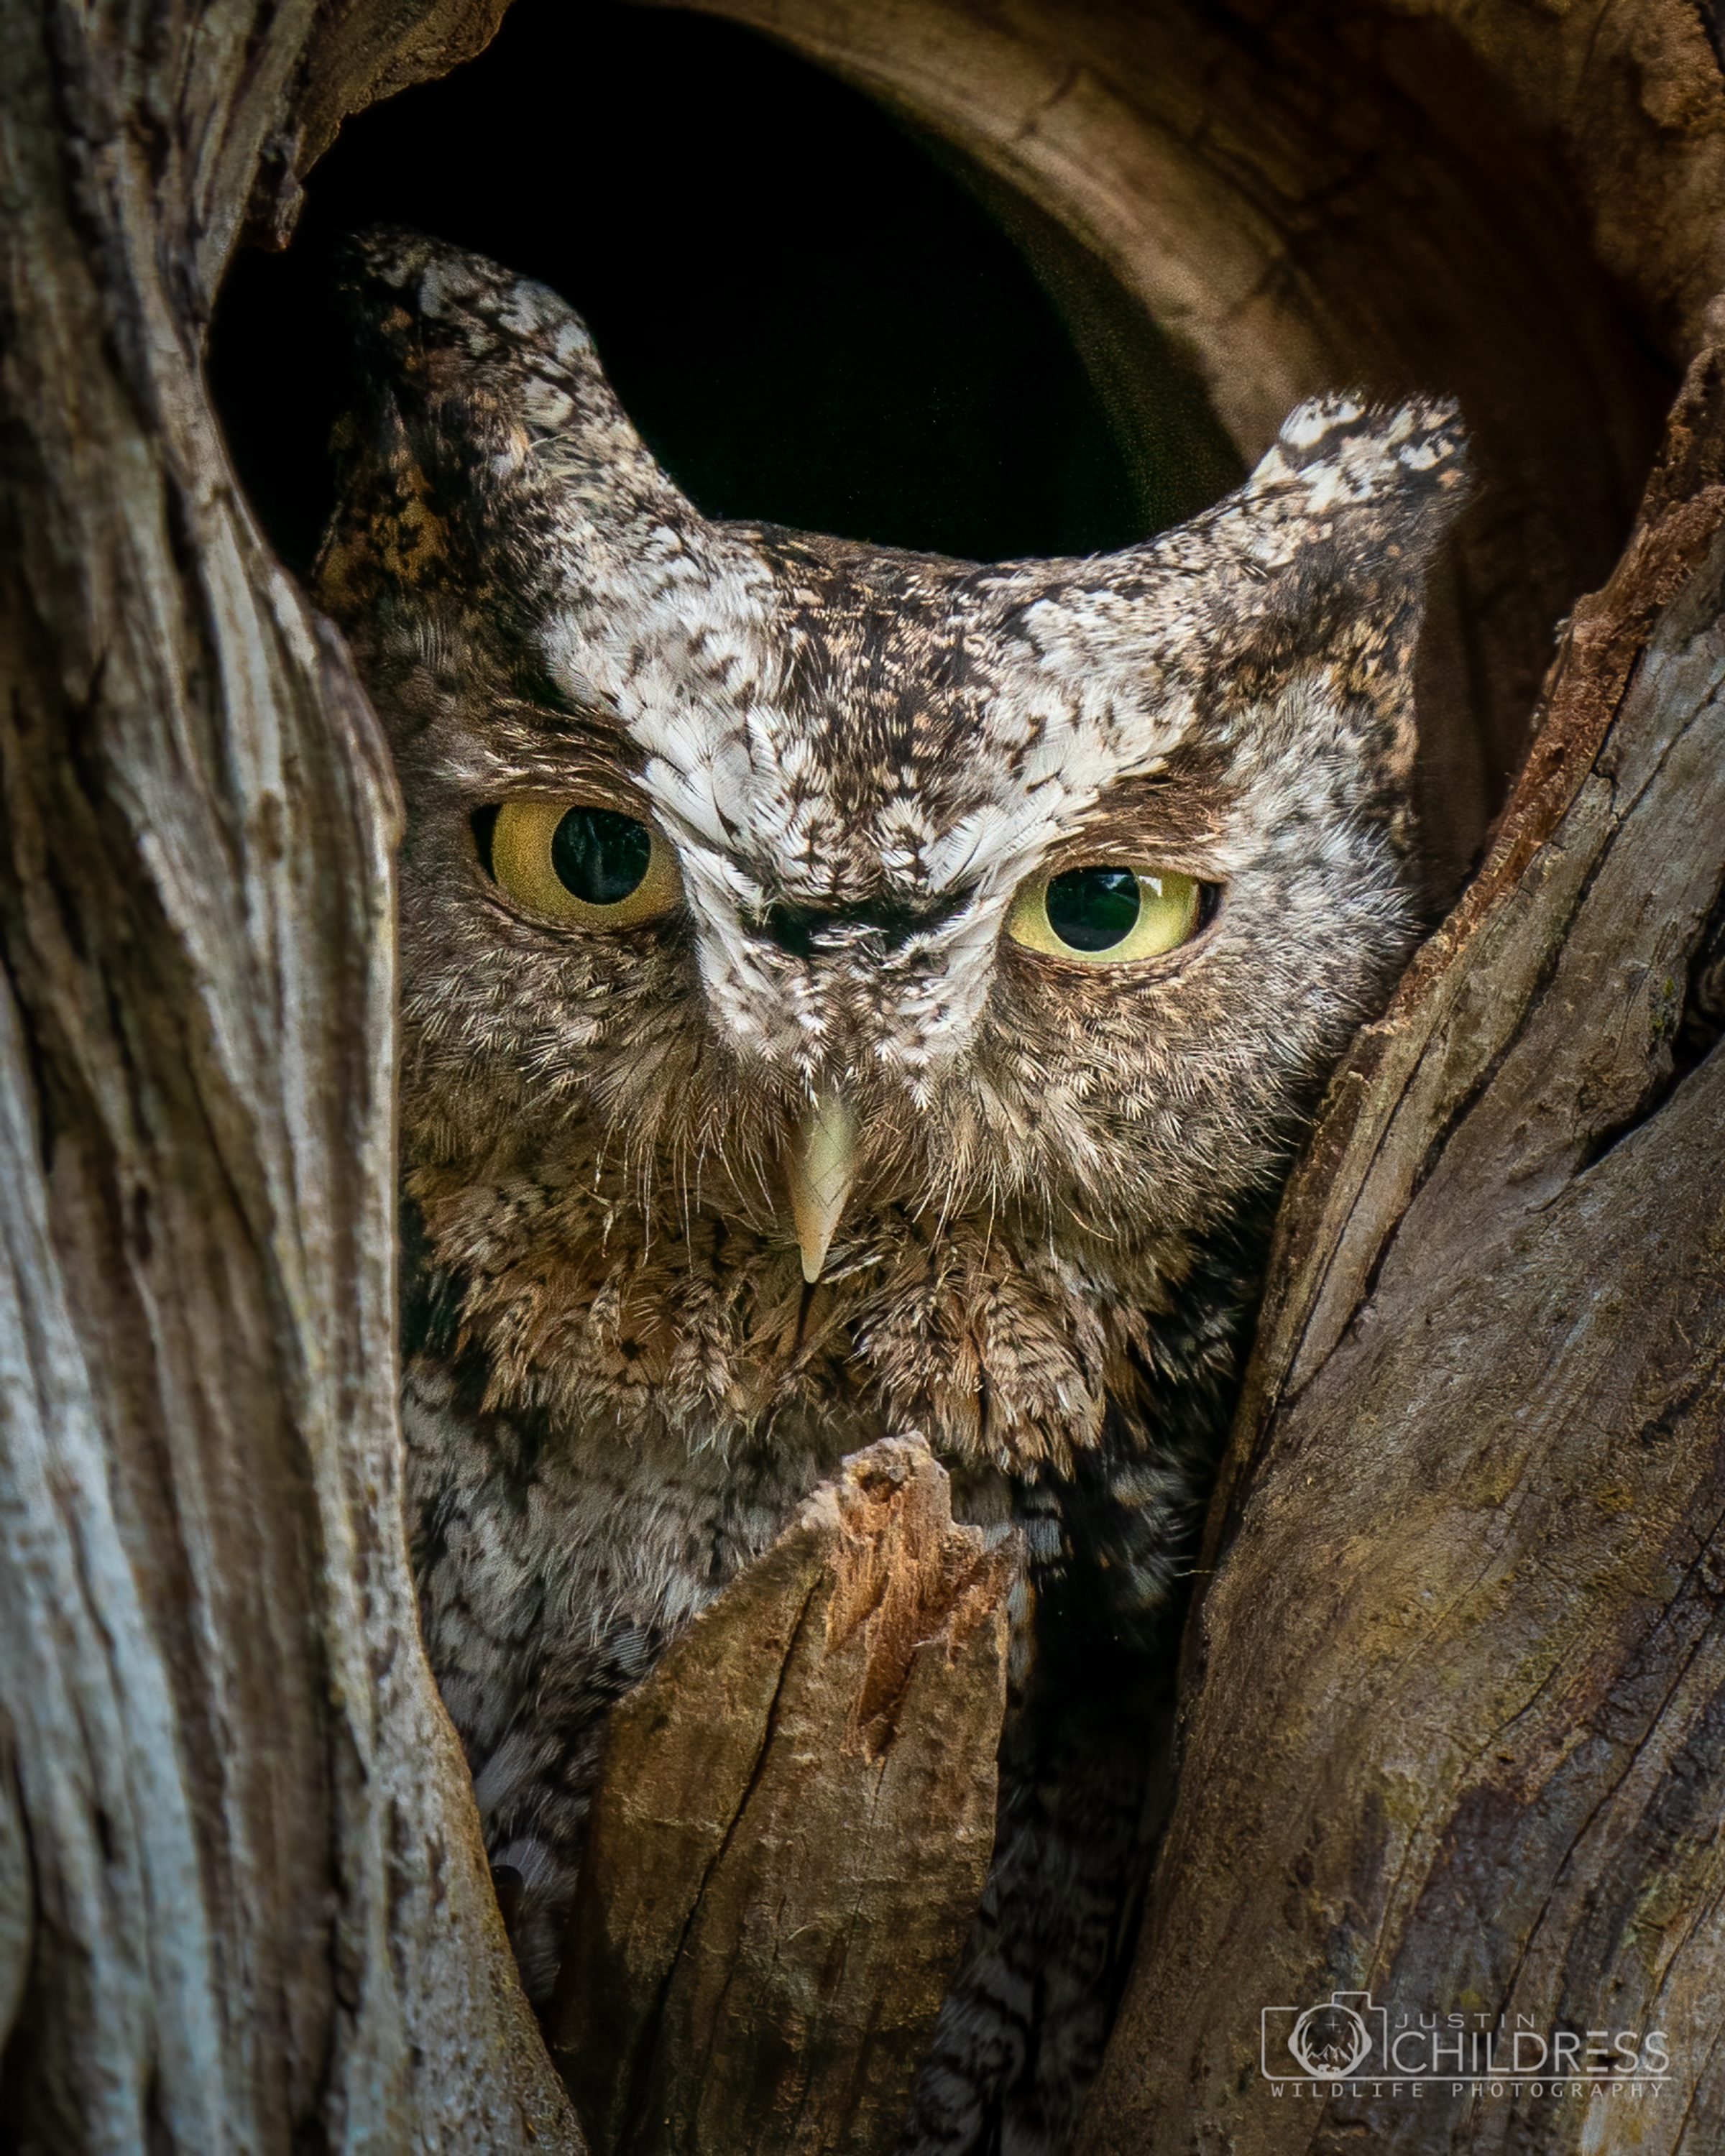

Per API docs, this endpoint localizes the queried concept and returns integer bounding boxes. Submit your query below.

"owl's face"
[320,233,1465,1472]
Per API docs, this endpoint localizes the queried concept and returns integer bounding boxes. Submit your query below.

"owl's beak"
[787,1084,857,1284]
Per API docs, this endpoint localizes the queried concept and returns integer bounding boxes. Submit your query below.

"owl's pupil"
[551,808,652,906]
[1045,867,1141,952]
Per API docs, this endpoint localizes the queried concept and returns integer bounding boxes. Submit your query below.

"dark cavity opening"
[208,0,1242,578]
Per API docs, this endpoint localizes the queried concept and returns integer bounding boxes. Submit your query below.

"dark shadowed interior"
[209,0,1242,579]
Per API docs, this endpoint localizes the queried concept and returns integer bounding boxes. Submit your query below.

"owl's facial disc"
[779,857,1212,1273]
[318,236,1473,1403]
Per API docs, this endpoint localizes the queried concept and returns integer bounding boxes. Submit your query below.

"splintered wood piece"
[549,1435,1017,2156]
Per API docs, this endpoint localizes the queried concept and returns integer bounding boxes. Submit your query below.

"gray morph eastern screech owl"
[315,229,1467,2155]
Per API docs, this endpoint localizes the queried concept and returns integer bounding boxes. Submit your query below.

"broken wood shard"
[550,1435,1017,2156]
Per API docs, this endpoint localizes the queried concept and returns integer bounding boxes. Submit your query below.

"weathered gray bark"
[0,0,576,2146]
[553,1439,1015,2156]
[1077,333,1725,2156]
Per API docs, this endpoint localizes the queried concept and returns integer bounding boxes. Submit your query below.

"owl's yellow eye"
[1006,865,1202,964]
[487,798,681,927]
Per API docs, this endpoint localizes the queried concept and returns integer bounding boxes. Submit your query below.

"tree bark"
[553,1439,1015,2156]
[0,0,576,2146]
[1079,340,1725,2156]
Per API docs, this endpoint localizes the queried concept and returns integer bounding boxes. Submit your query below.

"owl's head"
[318,231,1464,1458]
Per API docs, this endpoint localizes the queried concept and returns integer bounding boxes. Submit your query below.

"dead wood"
[551,1437,1016,2156]
[0,0,569,2145]
[1078,343,1725,2156]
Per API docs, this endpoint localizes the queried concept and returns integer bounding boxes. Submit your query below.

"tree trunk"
[1077,339,1725,2155]
[0,0,577,2145]
[4,0,1725,2150]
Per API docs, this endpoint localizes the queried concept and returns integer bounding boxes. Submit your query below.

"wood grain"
[553,1437,1016,2156]
[0,0,574,2145]
[4,0,1724,2148]
[1079,341,1725,2156]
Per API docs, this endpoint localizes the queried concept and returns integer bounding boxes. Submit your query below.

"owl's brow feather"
[494,673,630,740]
[451,696,656,806]
[1043,759,1234,870]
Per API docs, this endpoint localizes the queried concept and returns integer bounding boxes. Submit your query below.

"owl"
[316,229,1466,2155]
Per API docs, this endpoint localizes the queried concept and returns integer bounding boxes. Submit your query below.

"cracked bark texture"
[0,0,578,2147]
[1076,326,1725,2156]
[4,0,1725,2151]
[552,1439,1015,2156]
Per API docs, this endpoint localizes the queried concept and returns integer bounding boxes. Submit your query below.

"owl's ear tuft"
[315,228,691,637]
[1243,392,1470,576]
[1200,394,1471,820]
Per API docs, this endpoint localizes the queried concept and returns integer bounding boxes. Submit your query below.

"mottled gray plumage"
[316,228,1466,2153]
